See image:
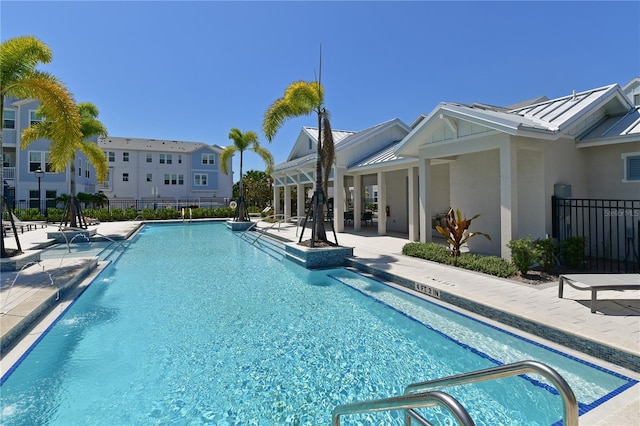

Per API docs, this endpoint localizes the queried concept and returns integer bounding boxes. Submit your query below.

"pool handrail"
[240,214,306,244]
[332,390,475,426]
[403,360,578,426]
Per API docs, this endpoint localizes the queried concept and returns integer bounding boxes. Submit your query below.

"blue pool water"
[0,223,636,425]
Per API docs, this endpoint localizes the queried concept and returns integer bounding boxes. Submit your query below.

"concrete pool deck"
[1,219,638,424]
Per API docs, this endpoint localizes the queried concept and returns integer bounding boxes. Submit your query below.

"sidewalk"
[2,219,639,424]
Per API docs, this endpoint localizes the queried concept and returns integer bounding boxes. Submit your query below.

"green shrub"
[402,242,451,263]
[455,253,518,278]
[16,208,43,221]
[46,208,63,223]
[560,236,586,270]
[140,208,157,220]
[533,237,558,271]
[110,208,126,221]
[403,242,517,279]
[507,237,536,275]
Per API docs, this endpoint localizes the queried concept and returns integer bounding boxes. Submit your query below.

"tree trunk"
[312,110,327,246]
[69,154,78,228]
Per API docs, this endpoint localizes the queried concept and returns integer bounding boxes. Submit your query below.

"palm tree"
[0,35,81,257]
[220,128,274,222]
[263,80,335,246]
[22,102,108,228]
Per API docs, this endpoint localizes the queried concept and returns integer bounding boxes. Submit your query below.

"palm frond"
[252,145,274,176]
[0,36,52,92]
[219,146,236,175]
[80,142,109,182]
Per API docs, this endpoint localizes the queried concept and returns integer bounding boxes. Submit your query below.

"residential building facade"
[97,136,233,209]
[271,79,640,265]
[2,97,233,212]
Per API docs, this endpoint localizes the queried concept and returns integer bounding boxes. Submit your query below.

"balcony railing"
[2,167,16,180]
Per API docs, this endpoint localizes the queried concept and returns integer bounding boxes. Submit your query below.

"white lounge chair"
[558,274,640,313]
[10,212,48,232]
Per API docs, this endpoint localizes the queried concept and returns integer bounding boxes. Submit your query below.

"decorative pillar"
[334,166,345,232]
[377,171,387,235]
[419,157,432,243]
[353,174,362,232]
[500,141,518,259]
[408,166,419,241]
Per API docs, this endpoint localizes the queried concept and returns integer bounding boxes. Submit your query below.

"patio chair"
[10,212,48,232]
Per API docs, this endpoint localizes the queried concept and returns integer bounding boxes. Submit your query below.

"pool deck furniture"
[558,274,640,313]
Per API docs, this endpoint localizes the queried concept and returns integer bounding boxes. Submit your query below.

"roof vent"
[572,90,577,100]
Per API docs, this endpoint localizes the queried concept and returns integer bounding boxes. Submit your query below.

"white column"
[500,141,518,259]
[283,182,291,219]
[273,184,281,217]
[377,171,387,235]
[408,166,419,241]
[334,166,345,232]
[353,174,362,232]
[419,157,432,243]
[296,178,305,219]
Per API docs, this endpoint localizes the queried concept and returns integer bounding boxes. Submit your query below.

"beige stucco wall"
[385,169,408,232]
[584,141,640,199]
[449,149,500,255]
[516,147,546,239]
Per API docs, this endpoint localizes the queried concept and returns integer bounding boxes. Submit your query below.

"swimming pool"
[0,222,636,425]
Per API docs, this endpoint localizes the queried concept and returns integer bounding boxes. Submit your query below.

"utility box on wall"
[554,184,572,199]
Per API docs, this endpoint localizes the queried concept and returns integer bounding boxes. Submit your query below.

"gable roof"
[396,83,635,157]
[285,126,356,162]
[578,106,640,146]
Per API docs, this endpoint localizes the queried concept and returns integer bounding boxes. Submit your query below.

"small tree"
[220,128,273,222]
[435,208,491,257]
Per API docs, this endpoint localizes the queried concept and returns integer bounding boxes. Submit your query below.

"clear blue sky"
[2,1,639,178]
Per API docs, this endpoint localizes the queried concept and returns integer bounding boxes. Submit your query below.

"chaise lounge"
[558,274,640,313]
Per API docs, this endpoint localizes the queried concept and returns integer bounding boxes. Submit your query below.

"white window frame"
[202,153,215,165]
[166,154,173,165]
[122,173,129,182]
[29,151,50,172]
[146,173,153,182]
[622,152,640,182]
[107,151,115,162]
[160,154,166,164]
[123,152,130,162]
[3,109,15,129]
[146,153,153,163]
[194,174,208,186]
[29,109,43,126]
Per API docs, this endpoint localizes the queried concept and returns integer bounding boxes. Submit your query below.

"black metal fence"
[9,197,230,213]
[552,196,640,273]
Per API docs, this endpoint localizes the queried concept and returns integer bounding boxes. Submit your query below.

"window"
[622,152,640,182]
[146,173,152,182]
[308,138,312,150]
[123,173,129,182]
[123,152,130,162]
[194,174,208,186]
[166,154,173,164]
[28,151,49,172]
[29,110,43,126]
[146,153,153,163]
[164,173,184,185]
[86,169,90,179]
[78,159,82,176]
[3,109,15,129]
[29,190,40,209]
[634,94,640,106]
[107,151,115,162]
[178,154,182,164]
[202,154,215,165]
[160,154,166,164]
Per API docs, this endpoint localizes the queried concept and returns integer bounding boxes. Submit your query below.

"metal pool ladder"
[332,360,579,426]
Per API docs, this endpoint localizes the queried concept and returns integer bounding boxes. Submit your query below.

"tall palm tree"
[263,80,335,246]
[0,35,80,257]
[220,128,274,222]
[21,102,108,228]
